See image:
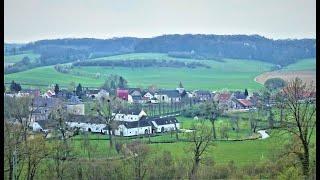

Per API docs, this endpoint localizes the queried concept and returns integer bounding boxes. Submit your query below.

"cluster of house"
[7,82,315,137]
[32,108,180,137]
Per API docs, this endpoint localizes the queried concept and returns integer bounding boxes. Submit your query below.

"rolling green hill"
[281,58,316,71]
[4,53,274,91]
[4,52,40,64]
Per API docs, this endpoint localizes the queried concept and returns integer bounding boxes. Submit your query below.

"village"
[4,81,273,139]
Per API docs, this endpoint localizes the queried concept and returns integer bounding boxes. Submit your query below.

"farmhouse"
[143,91,154,100]
[66,96,85,115]
[128,95,144,104]
[193,90,214,101]
[115,119,152,136]
[43,90,55,98]
[31,97,62,122]
[21,89,41,97]
[232,98,253,109]
[31,120,58,132]
[214,92,233,109]
[65,114,106,133]
[127,88,144,104]
[154,90,181,103]
[149,116,180,133]
[232,91,247,99]
[85,89,100,99]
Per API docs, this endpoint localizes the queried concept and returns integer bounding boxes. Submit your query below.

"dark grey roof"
[33,97,61,107]
[115,108,142,115]
[86,89,100,94]
[35,120,58,129]
[68,96,82,104]
[195,90,212,96]
[157,90,180,98]
[132,95,143,101]
[233,91,247,99]
[128,88,141,93]
[66,114,105,124]
[151,117,179,125]
[21,89,40,93]
[121,119,151,129]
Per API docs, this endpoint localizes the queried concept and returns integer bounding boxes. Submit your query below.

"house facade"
[154,90,181,103]
[113,109,147,122]
[150,116,180,133]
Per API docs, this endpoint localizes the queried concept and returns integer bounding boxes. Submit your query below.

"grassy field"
[4,52,40,64]
[5,53,274,91]
[282,58,316,71]
[255,58,316,86]
[67,128,307,167]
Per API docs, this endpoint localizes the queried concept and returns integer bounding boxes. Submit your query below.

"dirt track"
[255,70,316,86]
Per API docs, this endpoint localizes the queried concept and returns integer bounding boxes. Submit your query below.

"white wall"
[115,125,152,137]
[114,113,140,121]
[152,122,180,133]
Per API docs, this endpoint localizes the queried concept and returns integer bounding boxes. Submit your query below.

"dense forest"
[5,34,315,74]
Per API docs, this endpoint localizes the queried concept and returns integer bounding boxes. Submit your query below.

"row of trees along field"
[4,77,316,179]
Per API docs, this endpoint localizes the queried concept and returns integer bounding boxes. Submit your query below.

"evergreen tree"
[76,83,83,98]
[16,83,21,92]
[54,84,60,95]
[244,89,248,97]
[10,80,15,92]
[179,81,184,88]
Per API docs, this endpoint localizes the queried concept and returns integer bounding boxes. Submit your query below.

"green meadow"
[4,52,40,64]
[5,53,274,91]
[282,58,316,71]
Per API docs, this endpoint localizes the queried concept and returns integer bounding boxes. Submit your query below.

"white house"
[115,120,152,136]
[113,109,147,122]
[43,90,55,98]
[154,90,181,103]
[65,115,107,133]
[150,116,180,133]
[143,92,154,100]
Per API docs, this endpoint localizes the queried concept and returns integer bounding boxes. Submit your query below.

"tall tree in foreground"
[280,78,316,178]
[187,120,214,180]
[201,100,222,139]
[92,96,125,148]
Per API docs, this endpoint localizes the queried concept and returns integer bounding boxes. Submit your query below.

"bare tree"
[4,121,24,180]
[25,134,50,180]
[126,141,150,180]
[201,100,222,139]
[280,78,316,178]
[92,96,125,148]
[187,120,214,180]
[4,96,35,142]
[275,91,286,125]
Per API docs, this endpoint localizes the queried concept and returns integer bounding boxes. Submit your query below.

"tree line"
[72,59,211,69]
[17,34,315,67]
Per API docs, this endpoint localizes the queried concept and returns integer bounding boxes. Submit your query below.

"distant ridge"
[13,34,315,66]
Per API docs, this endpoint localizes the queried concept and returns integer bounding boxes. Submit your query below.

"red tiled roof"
[218,93,232,102]
[237,99,253,107]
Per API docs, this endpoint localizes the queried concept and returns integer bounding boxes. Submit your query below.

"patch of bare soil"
[255,70,316,86]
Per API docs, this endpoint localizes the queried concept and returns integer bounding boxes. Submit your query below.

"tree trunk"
[8,157,13,180]
[190,157,200,180]
[108,125,113,147]
[174,123,179,141]
[302,144,310,178]
[211,120,216,139]
[280,106,283,124]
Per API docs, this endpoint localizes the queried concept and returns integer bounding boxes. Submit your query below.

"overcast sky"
[4,0,316,43]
